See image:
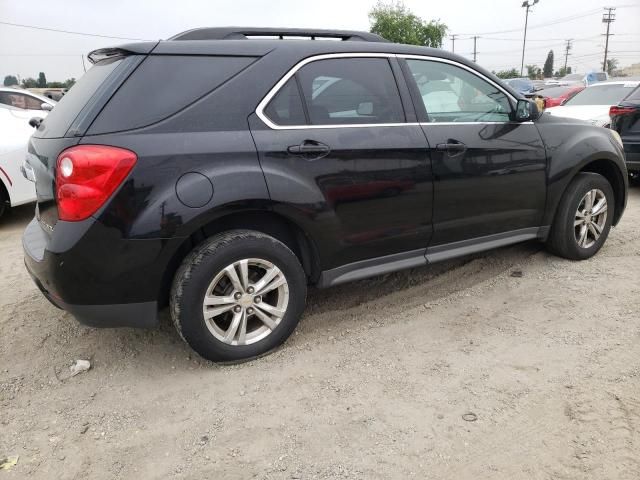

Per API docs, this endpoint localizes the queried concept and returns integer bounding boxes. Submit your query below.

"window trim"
[256,53,523,130]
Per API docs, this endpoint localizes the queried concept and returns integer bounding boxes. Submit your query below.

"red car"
[537,85,585,109]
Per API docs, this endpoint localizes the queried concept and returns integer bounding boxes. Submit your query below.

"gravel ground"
[1,186,639,480]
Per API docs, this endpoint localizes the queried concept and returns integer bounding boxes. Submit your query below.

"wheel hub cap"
[202,258,289,346]
[574,188,607,249]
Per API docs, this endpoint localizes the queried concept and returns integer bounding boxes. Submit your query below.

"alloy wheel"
[202,258,289,346]
[574,188,607,249]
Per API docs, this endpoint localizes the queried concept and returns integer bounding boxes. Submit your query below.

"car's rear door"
[249,55,433,277]
[400,57,547,251]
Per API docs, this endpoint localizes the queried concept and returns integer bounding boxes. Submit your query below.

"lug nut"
[247,307,254,315]
[233,305,242,313]
[247,286,255,294]
[254,296,261,304]
[234,292,242,300]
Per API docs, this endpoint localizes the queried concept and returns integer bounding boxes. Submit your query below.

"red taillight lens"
[609,106,636,118]
[55,145,137,221]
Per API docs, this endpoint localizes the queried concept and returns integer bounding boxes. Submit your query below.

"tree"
[556,66,572,77]
[526,64,541,80]
[605,58,619,75]
[369,1,447,48]
[63,78,76,89]
[3,75,19,86]
[543,50,554,78]
[37,72,47,88]
[494,68,520,79]
[21,77,38,88]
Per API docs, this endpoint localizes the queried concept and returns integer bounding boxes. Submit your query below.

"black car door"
[249,56,433,276]
[400,57,547,250]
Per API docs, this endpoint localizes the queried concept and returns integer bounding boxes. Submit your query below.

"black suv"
[23,28,628,362]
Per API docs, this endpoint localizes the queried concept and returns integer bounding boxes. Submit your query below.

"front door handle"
[435,141,467,156]
[287,140,331,157]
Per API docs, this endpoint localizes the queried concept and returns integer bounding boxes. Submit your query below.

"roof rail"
[168,27,387,43]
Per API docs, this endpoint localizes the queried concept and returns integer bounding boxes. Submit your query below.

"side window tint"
[405,60,511,123]
[296,58,405,125]
[264,77,306,126]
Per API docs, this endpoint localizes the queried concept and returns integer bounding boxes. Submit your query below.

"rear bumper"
[623,141,640,172]
[24,262,157,327]
[22,216,173,328]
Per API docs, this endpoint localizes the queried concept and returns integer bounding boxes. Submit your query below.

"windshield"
[564,84,638,106]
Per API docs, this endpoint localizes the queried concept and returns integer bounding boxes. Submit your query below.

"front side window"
[296,58,405,125]
[405,59,512,123]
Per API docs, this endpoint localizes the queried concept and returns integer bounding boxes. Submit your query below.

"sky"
[1,0,639,82]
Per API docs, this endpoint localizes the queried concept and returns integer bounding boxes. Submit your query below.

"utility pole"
[602,7,616,73]
[563,39,572,75]
[472,36,478,62]
[450,34,457,53]
[521,0,540,77]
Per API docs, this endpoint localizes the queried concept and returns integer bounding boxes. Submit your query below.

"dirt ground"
[1,186,639,480]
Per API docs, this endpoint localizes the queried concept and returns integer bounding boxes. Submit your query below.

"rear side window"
[88,55,256,135]
[296,58,405,125]
[263,77,306,126]
[35,56,134,138]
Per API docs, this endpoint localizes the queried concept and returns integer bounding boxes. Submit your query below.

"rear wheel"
[170,230,307,362]
[546,172,614,260]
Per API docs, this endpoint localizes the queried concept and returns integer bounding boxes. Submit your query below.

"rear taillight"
[55,145,137,221]
[609,106,636,118]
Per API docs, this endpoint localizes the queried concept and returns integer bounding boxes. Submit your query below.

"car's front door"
[401,57,547,248]
[249,55,433,274]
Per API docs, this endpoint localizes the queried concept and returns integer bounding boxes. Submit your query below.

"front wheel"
[546,172,614,260]
[170,230,307,362]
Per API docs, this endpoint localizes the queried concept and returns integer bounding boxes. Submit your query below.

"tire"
[546,172,615,260]
[170,230,307,362]
[0,188,7,219]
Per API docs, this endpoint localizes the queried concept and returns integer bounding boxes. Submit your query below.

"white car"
[0,88,55,219]
[545,81,640,127]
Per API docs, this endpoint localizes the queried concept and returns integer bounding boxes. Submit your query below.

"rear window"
[624,86,640,102]
[564,83,638,106]
[87,55,256,135]
[538,86,572,97]
[35,56,137,139]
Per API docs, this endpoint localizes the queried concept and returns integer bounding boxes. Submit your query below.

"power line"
[0,20,151,41]
[454,4,636,37]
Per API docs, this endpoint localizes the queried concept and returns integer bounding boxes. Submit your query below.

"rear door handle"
[435,141,467,155]
[287,140,330,156]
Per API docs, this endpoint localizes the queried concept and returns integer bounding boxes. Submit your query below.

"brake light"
[609,106,636,117]
[55,145,137,221]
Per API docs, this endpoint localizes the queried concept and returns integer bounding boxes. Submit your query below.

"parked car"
[609,84,640,176]
[23,27,628,362]
[546,81,640,127]
[535,85,585,109]
[545,72,608,87]
[0,89,55,218]
[504,77,536,95]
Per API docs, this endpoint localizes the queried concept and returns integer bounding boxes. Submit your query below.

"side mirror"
[29,117,43,129]
[41,103,53,111]
[514,99,540,122]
